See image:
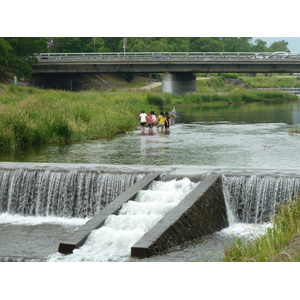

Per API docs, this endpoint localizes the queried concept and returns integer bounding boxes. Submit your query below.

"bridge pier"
[162,72,196,95]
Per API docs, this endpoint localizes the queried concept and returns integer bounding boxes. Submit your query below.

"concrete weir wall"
[131,174,228,258]
[58,172,161,254]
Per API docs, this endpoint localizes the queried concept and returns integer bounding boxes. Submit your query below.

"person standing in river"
[147,111,156,131]
[164,112,171,132]
[156,112,166,132]
[138,110,148,133]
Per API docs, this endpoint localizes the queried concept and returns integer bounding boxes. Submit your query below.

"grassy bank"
[239,74,300,88]
[149,77,298,108]
[223,197,300,262]
[0,85,158,150]
[0,75,298,150]
[179,77,298,105]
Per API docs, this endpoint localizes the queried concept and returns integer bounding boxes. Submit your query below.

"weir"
[1,164,300,261]
[222,175,300,224]
[0,166,145,218]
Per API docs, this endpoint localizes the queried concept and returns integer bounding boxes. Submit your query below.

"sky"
[254,37,300,52]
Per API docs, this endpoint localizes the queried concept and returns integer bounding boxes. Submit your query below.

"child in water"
[138,110,148,132]
[164,112,171,132]
[147,111,157,131]
[156,112,166,132]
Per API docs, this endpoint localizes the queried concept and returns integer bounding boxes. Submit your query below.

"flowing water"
[48,178,197,262]
[1,100,300,262]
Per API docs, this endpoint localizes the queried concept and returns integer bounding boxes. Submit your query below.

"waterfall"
[0,169,144,218]
[222,175,300,224]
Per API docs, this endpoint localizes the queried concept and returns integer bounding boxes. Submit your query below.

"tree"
[269,40,290,52]
[55,37,93,52]
[252,39,269,52]
[220,37,252,52]
[128,40,149,52]
[2,37,48,78]
[160,37,190,52]
[0,38,12,72]
[151,40,170,52]
[190,37,224,52]
[102,37,124,52]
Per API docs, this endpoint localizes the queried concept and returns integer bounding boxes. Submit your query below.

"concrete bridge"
[33,52,300,94]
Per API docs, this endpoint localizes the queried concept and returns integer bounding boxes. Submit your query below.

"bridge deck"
[33,52,300,74]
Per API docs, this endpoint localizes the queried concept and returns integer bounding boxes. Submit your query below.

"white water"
[48,178,197,262]
[220,222,272,241]
[0,169,143,218]
[216,174,300,246]
[0,212,89,227]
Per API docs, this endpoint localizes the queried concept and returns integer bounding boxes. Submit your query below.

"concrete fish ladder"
[58,172,162,254]
[131,174,228,258]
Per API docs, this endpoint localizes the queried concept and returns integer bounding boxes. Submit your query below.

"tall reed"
[0,86,155,150]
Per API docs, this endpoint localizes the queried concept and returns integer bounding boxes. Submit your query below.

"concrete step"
[58,172,161,254]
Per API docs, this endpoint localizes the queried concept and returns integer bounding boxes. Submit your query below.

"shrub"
[219,73,239,79]
[147,94,164,107]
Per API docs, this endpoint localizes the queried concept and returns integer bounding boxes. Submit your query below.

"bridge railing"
[35,52,300,62]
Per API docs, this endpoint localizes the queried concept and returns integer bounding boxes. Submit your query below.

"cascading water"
[222,175,300,224]
[216,175,300,244]
[0,168,144,218]
[48,177,197,262]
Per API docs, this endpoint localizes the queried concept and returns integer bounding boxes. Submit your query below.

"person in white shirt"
[138,110,148,132]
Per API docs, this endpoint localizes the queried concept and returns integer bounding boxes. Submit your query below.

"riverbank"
[0,85,157,150]
[0,75,298,150]
[223,197,300,262]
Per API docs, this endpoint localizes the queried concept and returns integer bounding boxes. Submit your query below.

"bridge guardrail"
[35,52,300,63]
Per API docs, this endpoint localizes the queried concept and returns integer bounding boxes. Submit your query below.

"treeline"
[0,37,290,78]
[51,37,290,53]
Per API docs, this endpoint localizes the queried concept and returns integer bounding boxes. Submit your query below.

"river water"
[1,99,300,262]
[1,101,300,170]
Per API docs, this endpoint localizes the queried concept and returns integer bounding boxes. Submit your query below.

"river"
[1,100,300,263]
[1,101,300,170]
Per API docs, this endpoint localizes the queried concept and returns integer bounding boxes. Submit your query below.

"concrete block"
[131,174,228,258]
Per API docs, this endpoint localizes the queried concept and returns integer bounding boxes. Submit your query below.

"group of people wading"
[138,110,171,133]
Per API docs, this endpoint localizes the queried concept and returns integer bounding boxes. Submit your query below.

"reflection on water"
[1,101,300,170]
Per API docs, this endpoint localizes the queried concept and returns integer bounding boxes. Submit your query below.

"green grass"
[239,75,300,88]
[180,77,298,105]
[223,196,300,262]
[0,76,298,150]
[289,127,300,135]
[0,85,159,149]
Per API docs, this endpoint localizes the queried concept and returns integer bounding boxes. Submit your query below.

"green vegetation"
[182,76,298,105]
[0,74,298,150]
[0,85,158,150]
[0,37,48,78]
[240,74,300,88]
[289,127,300,135]
[224,196,300,262]
[52,37,290,53]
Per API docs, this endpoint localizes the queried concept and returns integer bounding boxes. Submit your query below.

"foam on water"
[48,177,197,262]
[220,222,273,240]
[0,212,89,227]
